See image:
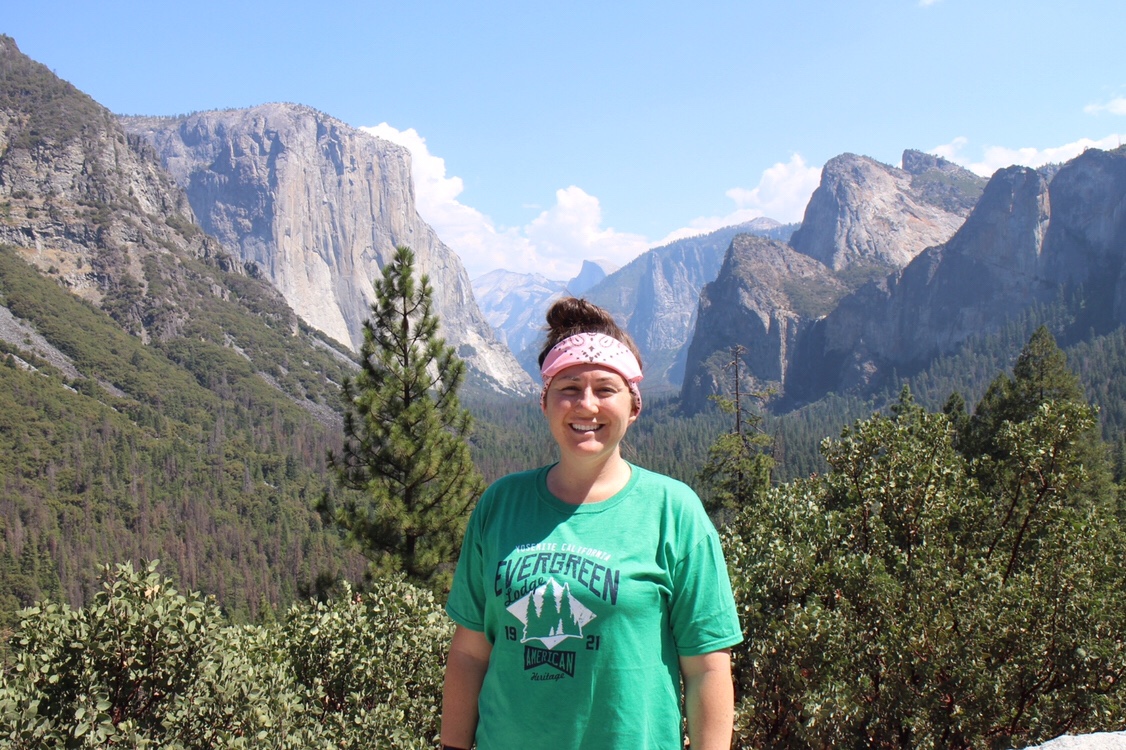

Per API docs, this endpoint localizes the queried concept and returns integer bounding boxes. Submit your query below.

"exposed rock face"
[123,104,533,395]
[585,220,796,389]
[785,148,1126,404]
[679,235,846,413]
[567,259,616,296]
[789,150,983,274]
[0,35,236,340]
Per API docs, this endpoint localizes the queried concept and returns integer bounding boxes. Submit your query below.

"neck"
[548,453,631,505]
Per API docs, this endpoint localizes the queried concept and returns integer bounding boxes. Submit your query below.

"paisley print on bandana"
[540,333,643,411]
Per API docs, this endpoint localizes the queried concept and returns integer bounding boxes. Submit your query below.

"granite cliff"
[123,105,533,396]
[679,234,847,412]
[789,150,983,276]
[679,151,984,411]
[784,146,1126,405]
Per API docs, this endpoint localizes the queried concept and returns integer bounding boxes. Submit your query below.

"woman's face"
[543,363,638,464]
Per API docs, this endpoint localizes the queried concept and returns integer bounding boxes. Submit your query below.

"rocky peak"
[789,152,981,275]
[567,259,616,296]
[0,35,235,339]
[784,161,1060,404]
[679,234,846,412]
[123,104,533,395]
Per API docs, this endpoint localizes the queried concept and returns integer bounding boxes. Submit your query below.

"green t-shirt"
[446,463,743,749]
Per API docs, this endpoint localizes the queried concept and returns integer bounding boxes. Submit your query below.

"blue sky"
[5,1,1126,280]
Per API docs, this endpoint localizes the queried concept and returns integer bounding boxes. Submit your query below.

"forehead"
[552,363,628,383]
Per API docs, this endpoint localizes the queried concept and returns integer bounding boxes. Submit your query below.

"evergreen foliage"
[0,561,450,748]
[723,333,1126,749]
[0,245,365,626]
[696,346,774,515]
[325,247,484,587]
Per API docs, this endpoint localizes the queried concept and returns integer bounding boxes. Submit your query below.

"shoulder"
[484,466,544,496]
[470,466,546,520]
[629,465,713,526]
[631,465,703,507]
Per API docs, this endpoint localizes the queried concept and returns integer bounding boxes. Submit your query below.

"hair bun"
[539,297,642,371]
[545,297,615,336]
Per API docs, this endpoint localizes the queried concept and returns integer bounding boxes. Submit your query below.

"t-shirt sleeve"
[668,524,744,656]
[445,495,488,633]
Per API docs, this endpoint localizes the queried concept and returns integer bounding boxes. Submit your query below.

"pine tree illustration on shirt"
[508,578,596,649]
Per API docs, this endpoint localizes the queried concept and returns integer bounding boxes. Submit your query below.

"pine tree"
[696,345,774,516]
[957,325,1115,515]
[325,246,484,587]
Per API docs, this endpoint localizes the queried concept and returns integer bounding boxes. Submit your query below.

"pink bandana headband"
[540,332,644,411]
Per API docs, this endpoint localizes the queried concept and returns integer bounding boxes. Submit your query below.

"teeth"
[572,424,601,432]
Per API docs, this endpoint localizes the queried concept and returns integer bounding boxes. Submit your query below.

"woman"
[441,298,742,749]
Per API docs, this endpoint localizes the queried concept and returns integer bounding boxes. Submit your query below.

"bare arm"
[440,625,493,748]
[679,649,735,750]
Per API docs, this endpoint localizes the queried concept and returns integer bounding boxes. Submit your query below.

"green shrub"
[724,390,1126,749]
[0,563,453,748]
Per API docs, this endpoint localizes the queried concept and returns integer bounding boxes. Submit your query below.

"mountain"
[584,219,800,390]
[678,150,988,411]
[0,35,369,614]
[789,150,985,279]
[679,234,848,413]
[121,105,533,397]
[784,147,1126,405]
[472,259,619,379]
[472,269,566,355]
[567,259,617,296]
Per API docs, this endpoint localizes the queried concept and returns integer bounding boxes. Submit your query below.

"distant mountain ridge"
[680,149,987,410]
[472,259,617,378]
[680,145,1126,411]
[785,148,1126,404]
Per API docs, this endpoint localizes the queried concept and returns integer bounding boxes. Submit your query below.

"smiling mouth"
[571,423,603,432]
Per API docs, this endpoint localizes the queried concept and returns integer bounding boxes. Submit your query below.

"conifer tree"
[325,246,484,587]
[957,325,1115,513]
[697,345,774,515]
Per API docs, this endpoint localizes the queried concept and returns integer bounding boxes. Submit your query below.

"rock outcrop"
[784,147,1126,404]
[789,150,983,275]
[585,219,797,390]
[0,35,240,341]
[123,105,533,396]
[679,234,846,412]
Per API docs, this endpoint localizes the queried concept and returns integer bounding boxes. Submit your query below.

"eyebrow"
[556,374,623,385]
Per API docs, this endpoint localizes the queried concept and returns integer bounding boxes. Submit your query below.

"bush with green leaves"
[282,579,452,748]
[0,561,454,748]
[725,373,1126,749]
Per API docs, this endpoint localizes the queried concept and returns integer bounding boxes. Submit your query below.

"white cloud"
[362,125,825,281]
[918,0,943,6]
[523,187,649,278]
[933,133,1126,177]
[362,123,647,281]
[657,153,821,244]
[1084,97,1126,116]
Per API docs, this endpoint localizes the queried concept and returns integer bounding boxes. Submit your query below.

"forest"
[2,316,1125,747]
[3,232,1126,745]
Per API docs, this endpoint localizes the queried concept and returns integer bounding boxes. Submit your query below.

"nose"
[575,387,598,412]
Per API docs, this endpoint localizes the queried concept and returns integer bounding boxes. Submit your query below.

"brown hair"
[537,297,643,370]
